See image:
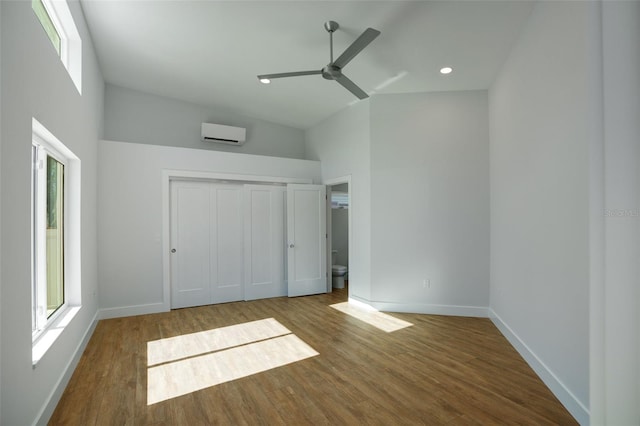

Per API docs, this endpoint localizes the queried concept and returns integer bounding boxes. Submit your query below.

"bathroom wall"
[332,183,348,193]
[331,183,349,267]
[331,207,349,268]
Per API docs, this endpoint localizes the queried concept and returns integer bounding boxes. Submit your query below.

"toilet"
[331,250,348,289]
[332,265,348,289]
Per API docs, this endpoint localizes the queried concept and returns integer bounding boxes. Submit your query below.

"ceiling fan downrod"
[324,21,339,64]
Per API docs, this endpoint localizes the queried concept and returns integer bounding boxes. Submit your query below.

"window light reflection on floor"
[147,318,291,366]
[330,301,413,332]
[146,318,318,405]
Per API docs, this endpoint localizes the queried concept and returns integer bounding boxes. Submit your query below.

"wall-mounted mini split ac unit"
[201,123,246,146]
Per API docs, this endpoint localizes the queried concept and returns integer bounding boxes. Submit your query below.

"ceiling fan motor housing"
[322,65,342,80]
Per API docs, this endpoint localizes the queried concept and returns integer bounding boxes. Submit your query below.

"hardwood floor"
[50,288,577,425]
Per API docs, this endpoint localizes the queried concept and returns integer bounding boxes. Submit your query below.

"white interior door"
[210,184,244,304]
[244,185,286,300]
[287,184,327,297]
[170,181,211,308]
[171,181,244,308]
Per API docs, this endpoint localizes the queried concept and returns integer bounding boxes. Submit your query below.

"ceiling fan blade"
[257,70,322,80]
[333,28,381,69]
[336,74,369,100]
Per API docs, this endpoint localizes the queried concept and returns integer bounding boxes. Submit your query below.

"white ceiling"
[80,0,535,129]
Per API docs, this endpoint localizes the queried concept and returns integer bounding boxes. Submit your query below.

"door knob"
[289,243,295,248]
[171,248,177,253]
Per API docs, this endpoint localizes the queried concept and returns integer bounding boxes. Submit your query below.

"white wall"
[0,1,104,424]
[594,1,640,423]
[305,102,372,301]
[105,84,306,159]
[369,91,490,315]
[98,141,320,316]
[306,93,489,314]
[489,2,596,423]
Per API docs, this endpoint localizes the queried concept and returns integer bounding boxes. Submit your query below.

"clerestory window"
[31,0,83,93]
[32,0,61,55]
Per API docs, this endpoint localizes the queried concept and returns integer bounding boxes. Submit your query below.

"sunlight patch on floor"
[147,318,318,405]
[147,318,291,366]
[330,302,413,332]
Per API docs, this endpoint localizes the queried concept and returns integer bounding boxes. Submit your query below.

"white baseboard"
[489,309,590,425]
[98,302,167,320]
[345,298,589,424]
[34,310,99,426]
[35,303,168,424]
[33,300,588,425]
[348,295,489,317]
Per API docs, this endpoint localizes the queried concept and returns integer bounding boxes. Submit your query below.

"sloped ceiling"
[81,0,535,129]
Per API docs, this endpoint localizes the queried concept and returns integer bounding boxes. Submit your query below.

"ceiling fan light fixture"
[259,78,271,84]
[440,66,453,75]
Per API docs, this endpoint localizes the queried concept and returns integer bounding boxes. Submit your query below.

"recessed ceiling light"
[259,78,271,84]
[440,67,453,75]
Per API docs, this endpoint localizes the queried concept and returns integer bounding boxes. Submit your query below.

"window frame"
[31,0,83,93]
[31,118,82,365]
[32,139,69,338]
[32,0,62,56]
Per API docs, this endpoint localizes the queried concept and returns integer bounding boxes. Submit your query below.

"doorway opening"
[326,177,351,297]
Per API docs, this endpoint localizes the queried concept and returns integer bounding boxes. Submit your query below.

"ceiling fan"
[257,21,381,100]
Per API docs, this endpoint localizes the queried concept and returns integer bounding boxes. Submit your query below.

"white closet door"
[243,185,286,300]
[170,181,212,308]
[287,184,327,297]
[171,180,328,307]
[210,184,244,304]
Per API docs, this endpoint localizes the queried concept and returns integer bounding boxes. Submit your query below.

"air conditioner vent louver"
[201,123,246,146]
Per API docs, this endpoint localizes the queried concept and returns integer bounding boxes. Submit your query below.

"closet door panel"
[244,185,286,300]
[211,185,244,304]
[170,181,212,308]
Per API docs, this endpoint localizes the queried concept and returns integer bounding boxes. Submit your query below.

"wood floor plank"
[49,288,577,425]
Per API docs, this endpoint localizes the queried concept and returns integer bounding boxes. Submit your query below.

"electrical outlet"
[423,279,431,289]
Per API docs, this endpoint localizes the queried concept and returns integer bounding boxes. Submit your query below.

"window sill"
[32,305,81,367]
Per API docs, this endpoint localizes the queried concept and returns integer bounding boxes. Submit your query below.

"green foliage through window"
[45,155,64,316]
[46,156,63,229]
[32,0,61,55]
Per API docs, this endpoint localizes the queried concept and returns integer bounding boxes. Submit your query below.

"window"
[31,118,81,364]
[32,146,66,330]
[31,0,83,93]
[32,0,61,55]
